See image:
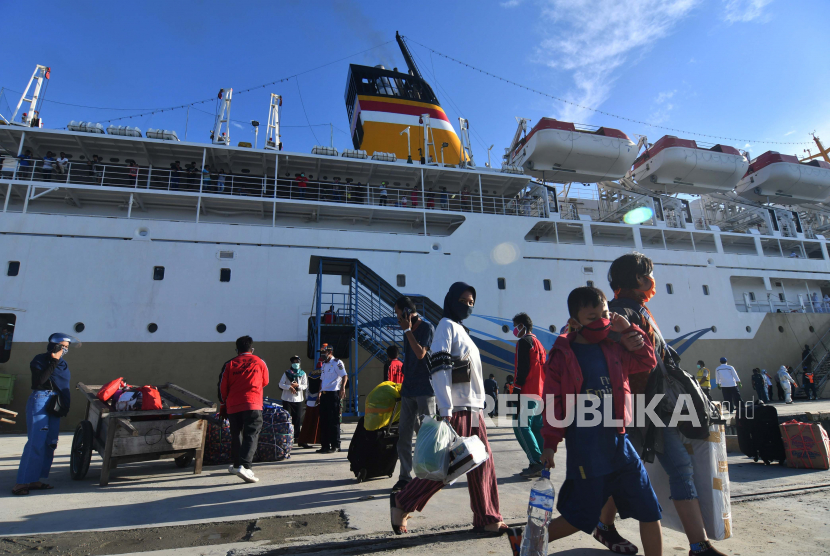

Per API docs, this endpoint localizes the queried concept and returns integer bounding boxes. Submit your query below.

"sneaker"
[392,479,410,492]
[237,467,259,483]
[228,465,240,475]
[592,525,639,554]
[520,462,544,478]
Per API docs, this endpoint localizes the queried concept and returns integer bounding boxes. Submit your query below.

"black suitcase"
[735,402,756,458]
[752,403,786,465]
[348,410,399,483]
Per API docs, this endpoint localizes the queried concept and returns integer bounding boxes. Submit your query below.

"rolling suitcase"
[348,403,399,483]
[753,403,786,465]
[735,402,756,459]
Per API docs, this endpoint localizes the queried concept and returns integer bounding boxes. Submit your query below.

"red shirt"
[541,325,655,452]
[385,359,404,384]
[514,333,547,398]
[297,176,308,189]
[219,353,270,414]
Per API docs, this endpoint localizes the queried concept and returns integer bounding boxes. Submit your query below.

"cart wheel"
[356,468,367,483]
[174,453,194,468]
[70,421,93,480]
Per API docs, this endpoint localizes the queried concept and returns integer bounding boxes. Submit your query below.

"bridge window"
[397,274,406,288]
[153,266,165,280]
[7,261,19,276]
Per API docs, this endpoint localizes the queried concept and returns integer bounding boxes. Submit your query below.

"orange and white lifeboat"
[630,136,748,194]
[735,151,830,204]
[508,118,637,183]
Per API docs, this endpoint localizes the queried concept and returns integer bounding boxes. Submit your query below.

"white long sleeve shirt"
[429,318,485,417]
[715,364,741,387]
[278,371,308,403]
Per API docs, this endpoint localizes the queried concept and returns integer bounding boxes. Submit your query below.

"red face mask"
[579,318,611,343]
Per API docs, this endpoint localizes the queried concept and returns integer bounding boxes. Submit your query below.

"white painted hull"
[632,146,748,194]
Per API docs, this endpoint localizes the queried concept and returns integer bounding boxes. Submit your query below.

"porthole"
[674,326,680,333]
[707,258,714,265]
[7,261,20,276]
[711,326,717,333]
[216,323,227,333]
[778,326,784,333]
[432,243,441,251]
[746,326,752,333]
[549,325,557,333]
[74,322,85,333]
[810,326,815,333]
[501,325,509,333]
[148,323,158,333]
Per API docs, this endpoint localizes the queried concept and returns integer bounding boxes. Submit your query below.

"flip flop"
[473,523,510,537]
[29,483,54,490]
[12,486,29,496]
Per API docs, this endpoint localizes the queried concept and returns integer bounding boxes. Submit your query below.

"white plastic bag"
[444,434,489,485]
[413,416,455,481]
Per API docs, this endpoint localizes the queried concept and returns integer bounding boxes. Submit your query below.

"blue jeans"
[654,426,697,501]
[16,391,61,484]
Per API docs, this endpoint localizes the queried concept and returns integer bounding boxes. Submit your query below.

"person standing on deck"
[279,355,308,445]
[392,296,435,492]
[715,357,742,413]
[218,335,269,483]
[317,344,347,453]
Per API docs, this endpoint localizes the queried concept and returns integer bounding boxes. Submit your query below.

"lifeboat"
[508,118,637,183]
[630,136,748,194]
[735,151,830,204]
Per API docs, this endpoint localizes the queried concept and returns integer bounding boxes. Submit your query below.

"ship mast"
[396,31,423,80]
[801,133,830,164]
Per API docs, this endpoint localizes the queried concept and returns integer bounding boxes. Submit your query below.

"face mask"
[61,346,69,356]
[291,363,300,370]
[512,325,525,338]
[641,275,657,301]
[579,318,611,343]
[697,365,701,369]
[452,300,474,321]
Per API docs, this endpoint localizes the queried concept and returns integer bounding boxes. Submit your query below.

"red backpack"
[98,378,127,402]
[139,386,163,410]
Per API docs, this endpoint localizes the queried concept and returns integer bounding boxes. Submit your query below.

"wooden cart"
[71,382,215,486]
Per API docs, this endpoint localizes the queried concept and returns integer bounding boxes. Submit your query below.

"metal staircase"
[308,256,442,415]
[793,326,830,399]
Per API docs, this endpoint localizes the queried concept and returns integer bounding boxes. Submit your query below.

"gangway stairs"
[308,256,442,415]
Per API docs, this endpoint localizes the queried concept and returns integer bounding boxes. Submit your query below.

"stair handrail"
[794,326,830,396]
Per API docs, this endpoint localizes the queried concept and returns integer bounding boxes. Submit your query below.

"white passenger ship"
[2,35,830,429]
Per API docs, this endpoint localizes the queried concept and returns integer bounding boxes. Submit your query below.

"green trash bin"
[0,373,15,405]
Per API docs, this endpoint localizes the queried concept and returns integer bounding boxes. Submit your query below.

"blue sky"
[2,0,828,161]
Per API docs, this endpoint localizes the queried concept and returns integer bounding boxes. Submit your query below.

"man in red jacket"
[511,312,547,478]
[219,335,269,483]
[540,287,662,555]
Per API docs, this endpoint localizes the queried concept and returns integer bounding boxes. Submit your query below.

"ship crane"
[801,133,830,164]
[3,65,50,127]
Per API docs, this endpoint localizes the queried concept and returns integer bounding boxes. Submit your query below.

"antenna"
[212,88,232,145]
[9,65,50,127]
[395,32,422,79]
[265,93,282,150]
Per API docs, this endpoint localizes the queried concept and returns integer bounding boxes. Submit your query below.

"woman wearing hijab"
[13,333,75,495]
[390,282,506,535]
[296,356,324,448]
[605,253,726,556]
[279,355,308,444]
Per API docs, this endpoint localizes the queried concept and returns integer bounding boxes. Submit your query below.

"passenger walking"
[484,373,499,417]
[504,374,514,395]
[392,296,435,492]
[803,366,817,400]
[511,312,547,478]
[763,369,774,401]
[539,287,662,556]
[218,335,269,483]
[715,357,743,413]
[751,368,769,402]
[297,359,323,448]
[391,282,506,535]
[13,333,75,496]
[696,360,712,401]
[279,355,307,445]
[777,365,798,404]
[606,252,727,556]
[383,345,404,384]
[317,343,348,453]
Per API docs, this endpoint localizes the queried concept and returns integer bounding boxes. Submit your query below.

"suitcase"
[736,402,786,465]
[348,405,399,483]
[735,402,756,458]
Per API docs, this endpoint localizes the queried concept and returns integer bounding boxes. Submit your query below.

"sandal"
[28,482,54,490]
[389,493,409,535]
[473,521,509,537]
[12,485,29,496]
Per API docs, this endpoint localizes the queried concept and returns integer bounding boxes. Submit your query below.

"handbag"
[451,357,471,384]
[45,379,69,418]
[444,426,489,485]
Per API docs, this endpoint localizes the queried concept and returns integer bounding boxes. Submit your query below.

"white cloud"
[500,0,523,6]
[723,0,773,23]
[534,0,699,122]
[231,122,244,129]
[649,90,677,125]
[784,130,796,136]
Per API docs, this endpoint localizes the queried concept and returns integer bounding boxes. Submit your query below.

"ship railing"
[0,155,548,218]
[736,297,829,314]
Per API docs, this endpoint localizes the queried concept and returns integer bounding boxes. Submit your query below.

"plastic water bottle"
[519,469,554,556]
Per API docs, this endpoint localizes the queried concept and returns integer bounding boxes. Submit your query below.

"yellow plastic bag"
[364,381,402,431]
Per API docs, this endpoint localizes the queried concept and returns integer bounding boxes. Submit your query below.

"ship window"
[587,280,594,287]
[216,323,227,333]
[543,279,551,291]
[702,285,710,295]
[397,274,406,288]
[153,266,165,280]
[341,275,350,286]
[7,261,20,276]
[748,292,756,301]
[220,268,231,282]
[666,283,674,294]
[498,277,506,290]
[0,314,15,363]
[674,326,680,333]
[778,293,785,301]
[148,323,158,333]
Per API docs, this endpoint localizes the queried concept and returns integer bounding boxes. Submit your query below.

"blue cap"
[720,357,727,363]
[541,469,550,479]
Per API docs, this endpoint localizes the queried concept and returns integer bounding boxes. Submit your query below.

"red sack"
[780,420,830,470]
[98,378,126,402]
[139,386,163,410]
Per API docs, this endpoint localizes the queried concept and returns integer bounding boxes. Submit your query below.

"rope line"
[404,36,812,147]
